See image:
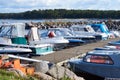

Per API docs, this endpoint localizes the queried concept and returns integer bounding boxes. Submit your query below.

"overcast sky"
[0,0,120,13]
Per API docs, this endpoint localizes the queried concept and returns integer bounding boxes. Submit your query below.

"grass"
[0,69,38,80]
[60,75,72,80]
[0,69,72,80]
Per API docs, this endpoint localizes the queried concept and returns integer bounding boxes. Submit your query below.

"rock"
[47,65,84,80]
[33,61,49,73]
[7,68,26,77]
[34,72,57,80]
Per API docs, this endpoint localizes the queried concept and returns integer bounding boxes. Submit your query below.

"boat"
[0,23,54,55]
[94,47,115,50]
[108,40,120,46]
[104,45,120,50]
[40,28,96,45]
[69,24,103,40]
[94,45,120,50]
[99,40,120,50]
[110,30,120,37]
[29,36,69,50]
[26,28,69,50]
[0,54,51,75]
[25,25,69,50]
[91,23,115,39]
[0,47,32,53]
[67,50,120,79]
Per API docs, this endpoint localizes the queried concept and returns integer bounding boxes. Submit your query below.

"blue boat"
[67,39,85,47]
[68,39,85,43]
[94,47,112,50]
[67,50,120,79]
[91,23,115,39]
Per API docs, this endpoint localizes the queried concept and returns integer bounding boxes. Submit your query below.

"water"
[0,19,45,24]
[0,19,106,24]
[0,19,120,24]
[0,19,88,23]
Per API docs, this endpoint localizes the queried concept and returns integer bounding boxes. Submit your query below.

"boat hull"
[68,59,120,78]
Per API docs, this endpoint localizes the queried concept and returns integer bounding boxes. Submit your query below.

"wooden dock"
[33,38,120,64]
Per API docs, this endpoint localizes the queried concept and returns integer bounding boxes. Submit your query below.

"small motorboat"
[69,24,103,40]
[94,45,120,50]
[0,47,32,53]
[40,28,95,45]
[0,23,54,55]
[67,50,120,79]
[91,23,115,39]
[108,40,120,46]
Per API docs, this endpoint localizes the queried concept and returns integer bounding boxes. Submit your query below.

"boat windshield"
[55,29,73,36]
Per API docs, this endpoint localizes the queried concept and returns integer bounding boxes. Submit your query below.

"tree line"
[0,9,120,19]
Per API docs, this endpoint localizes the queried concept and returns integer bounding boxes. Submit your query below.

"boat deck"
[32,38,120,64]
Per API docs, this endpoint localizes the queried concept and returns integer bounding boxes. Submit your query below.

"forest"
[0,9,120,19]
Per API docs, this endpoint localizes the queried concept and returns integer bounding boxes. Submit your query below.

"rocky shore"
[26,19,120,30]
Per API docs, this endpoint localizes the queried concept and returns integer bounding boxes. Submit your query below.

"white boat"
[40,28,95,43]
[26,27,69,50]
[69,24,107,40]
[104,45,120,49]
[29,37,69,46]
[0,47,32,53]
[0,23,54,55]
[110,30,120,37]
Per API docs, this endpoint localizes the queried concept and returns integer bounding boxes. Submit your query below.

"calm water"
[0,19,106,24]
[0,19,45,24]
[0,19,120,24]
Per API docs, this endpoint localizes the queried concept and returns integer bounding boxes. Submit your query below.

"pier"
[33,38,120,64]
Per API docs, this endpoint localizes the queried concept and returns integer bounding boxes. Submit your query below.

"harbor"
[0,0,120,79]
[0,20,120,80]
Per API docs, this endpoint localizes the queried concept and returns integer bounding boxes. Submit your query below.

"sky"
[0,0,120,13]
